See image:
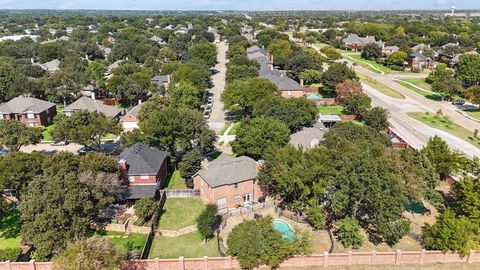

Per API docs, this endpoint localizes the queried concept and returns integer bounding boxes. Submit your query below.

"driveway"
[208,41,228,133]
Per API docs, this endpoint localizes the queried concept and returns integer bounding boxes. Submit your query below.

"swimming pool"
[307,93,322,100]
[272,219,296,242]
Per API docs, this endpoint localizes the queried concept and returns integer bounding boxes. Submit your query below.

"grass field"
[148,232,219,259]
[347,55,393,74]
[96,231,147,251]
[165,171,187,189]
[158,198,205,230]
[466,110,480,122]
[358,74,405,99]
[409,112,480,148]
[395,78,441,101]
[0,209,22,249]
[318,105,345,115]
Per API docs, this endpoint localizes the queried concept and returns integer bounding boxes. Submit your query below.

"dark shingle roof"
[118,142,166,176]
[198,154,257,188]
[122,103,142,120]
[124,183,159,199]
[407,52,428,61]
[0,96,55,114]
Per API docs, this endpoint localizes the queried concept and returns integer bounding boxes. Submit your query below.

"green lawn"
[409,112,480,148]
[165,171,187,189]
[347,55,393,74]
[318,105,345,115]
[358,73,405,99]
[228,122,240,135]
[99,231,147,252]
[466,110,480,122]
[42,124,55,141]
[0,209,22,249]
[395,78,441,101]
[158,198,205,230]
[402,78,432,91]
[148,232,220,259]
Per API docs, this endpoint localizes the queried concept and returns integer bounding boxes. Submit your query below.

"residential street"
[207,41,228,133]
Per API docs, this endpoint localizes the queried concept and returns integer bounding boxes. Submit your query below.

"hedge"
[0,248,21,262]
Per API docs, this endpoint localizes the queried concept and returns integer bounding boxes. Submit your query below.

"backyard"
[358,73,405,99]
[0,209,22,249]
[95,230,147,252]
[148,232,219,259]
[318,104,345,115]
[346,54,393,74]
[158,197,205,230]
[165,171,187,189]
[409,112,480,148]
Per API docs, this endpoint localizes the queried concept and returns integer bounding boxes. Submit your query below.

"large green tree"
[168,81,202,109]
[456,54,480,86]
[196,204,220,242]
[52,110,121,149]
[424,135,467,178]
[0,151,44,193]
[188,42,217,67]
[253,96,317,132]
[320,63,358,95]
[0,120,43,151]
[221,77,277,116]
[232,117,290,160]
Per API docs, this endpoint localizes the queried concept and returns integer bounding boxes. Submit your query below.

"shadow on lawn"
[0,209,21,239]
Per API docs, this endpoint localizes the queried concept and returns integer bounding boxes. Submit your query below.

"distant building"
[194,154,264,210]
[289,123,326,150]
[121,102,143,132]
[0,96,57,127]
[64,96,122,119]
[406,52,438,70]
[151,74,171,89]
[382,45,399,56]
[342,34,385,51]
[0,35,40,42]
[118,142,168,201]
[32,59,60,73]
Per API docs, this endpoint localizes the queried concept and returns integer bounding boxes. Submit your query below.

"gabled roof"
[342,34,363,45]
[118,142,167,176]
[34,59,60,72]
[121,103,143,122]
[198,154,258,188]
[124,183,159,200]
[64,96,121,118]
[289,123,326,150]
[0,96,55,114]
[151,75,169,84]
[407,52,428,61]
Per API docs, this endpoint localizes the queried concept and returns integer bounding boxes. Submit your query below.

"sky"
[0,0,478,11]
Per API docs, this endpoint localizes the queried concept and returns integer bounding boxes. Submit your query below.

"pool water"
[272,219,296,242]
[307,93,322,100]
[405,201,427,214]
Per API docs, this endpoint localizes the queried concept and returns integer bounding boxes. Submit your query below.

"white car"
[208,96,214,102]
[207,100,213,108]
[203,111,210,119]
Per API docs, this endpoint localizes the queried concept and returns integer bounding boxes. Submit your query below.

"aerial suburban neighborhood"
[1,3,480,270]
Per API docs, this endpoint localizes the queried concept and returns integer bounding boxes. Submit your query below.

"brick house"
[118,142,168,201]
[0,96,57,127]
[121,102,143,132]
[342,34,385,51]
[194,154,264,210]
[64,96,123,119]
[407,52,438,70]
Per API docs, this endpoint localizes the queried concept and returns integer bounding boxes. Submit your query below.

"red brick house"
[407,52,438,70]
[0,96,57,127]
[121,103,143,132]
[118,142,168,201]
[194,154,264,210]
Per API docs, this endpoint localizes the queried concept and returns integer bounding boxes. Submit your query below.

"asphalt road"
[207,41,228,133]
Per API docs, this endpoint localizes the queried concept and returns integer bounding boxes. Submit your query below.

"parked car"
[77,146,99,155]
[208,96,214,102]
[50,140,69,146]
[203,111,210,119]
[452,99,465,105]
[207,100,213,108]
[205,107,212,113]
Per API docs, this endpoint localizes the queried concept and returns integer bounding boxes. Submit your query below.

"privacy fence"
[1,250,479,270]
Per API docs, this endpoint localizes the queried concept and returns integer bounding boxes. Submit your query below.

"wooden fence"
[164,189,200,198]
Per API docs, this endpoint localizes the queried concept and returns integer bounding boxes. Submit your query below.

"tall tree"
[188,42,217,67]
[335,79,363,104]
[232,117,290,160]
[0,152,44,193]
[0,120,43,151]
[361,43,382,60]
[456,54,480,86]
[168,81,202,109]
[424,135,467,178]
[363,107,389,131]
[196,204,221,242]
[321,63,358,95]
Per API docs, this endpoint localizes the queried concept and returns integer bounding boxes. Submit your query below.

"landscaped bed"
[0,209,22,250]
[148,232,220,259]
[409,112,480,148]
[358,73,405,99]
[158,197,205,230]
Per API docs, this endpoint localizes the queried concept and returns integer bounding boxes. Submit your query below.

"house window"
[217,198,227,209]
[233,183,238,189]
[234,195,240,202]
[0,113,3,120]
[27,112,34,119]
[128,176,134,182]
[141,175,149,180]
[243,193,251,203]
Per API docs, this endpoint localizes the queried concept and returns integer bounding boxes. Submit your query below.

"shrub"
[134,198,159,224]
[0,248,21,262]
[335,217,364,249]
[196,204,221,241]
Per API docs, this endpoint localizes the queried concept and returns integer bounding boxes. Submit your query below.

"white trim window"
[27,112,34,119]
[140,175,149,180]
[128,176,135,183]
[243,193,251,203]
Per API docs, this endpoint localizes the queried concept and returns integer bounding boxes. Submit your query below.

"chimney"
[91,92,95,100]
[118,159,129,182]
[138,99,142,105]
[300,79,304,87]
[85,54,89,60]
